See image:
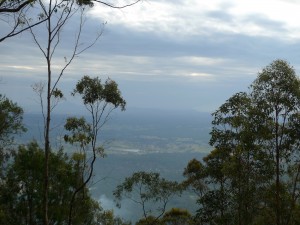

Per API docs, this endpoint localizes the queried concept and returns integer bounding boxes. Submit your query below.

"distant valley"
[19,108,213,221]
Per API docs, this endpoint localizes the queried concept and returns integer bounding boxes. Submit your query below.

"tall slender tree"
[64,75,126,225]
[189,59,300,225]
[250,59,300,225]
[24,1,141,224]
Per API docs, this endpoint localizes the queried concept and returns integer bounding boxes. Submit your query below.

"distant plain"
[20,108,212,221]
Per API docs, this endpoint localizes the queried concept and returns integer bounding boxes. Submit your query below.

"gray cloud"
[2,1,300,113]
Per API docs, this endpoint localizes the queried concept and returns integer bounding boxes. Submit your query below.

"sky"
[1,0,300,113]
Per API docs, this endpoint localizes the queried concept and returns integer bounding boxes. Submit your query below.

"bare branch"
[0,15,47,42]
[93,0,142,9]
[0,0,31,13]
[31,81,46,138]
[51,10,105,93]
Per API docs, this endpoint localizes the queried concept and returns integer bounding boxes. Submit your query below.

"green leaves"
[114,171,181,219]
[72,75,126,110]
[0,94,26,148]
[52,88,63,99]
[182,158,207,196]
[196,59,300,225]
[162,208,194,225]
[251,59,300,113]
[72,75,102,104]
[0,141,107,225]
[64,116,92,146]
[103,78,126,111]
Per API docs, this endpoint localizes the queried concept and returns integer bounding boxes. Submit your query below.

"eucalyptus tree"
[161,208,195,225]
[23,0,141,224]
[1,0,140,223]
[0,94,26,172]
[0,94,26,222]
[249,59,300,225]
[209,91,276,225]
[64,75,126,225]
[0,94,26,149]
[182,93,258,224]
[135,209,195,225]
[0,141,127,225]
[182,158,207,196]
[114,171,182,224]
[203,59,300,225]
[183,149,236,224]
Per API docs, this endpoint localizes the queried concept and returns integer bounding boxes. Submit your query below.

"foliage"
[72,75,126,110]
[0,141,127,225]
[0,94,26,172]
[0,0,138,224]
[64,75,126,225]
[135,216,162,225]
[183,59,300,225]
[183,158,207,197]
[135,208,194,225]
[64,116,92,147]
[114,171,182,221]
[65,75,127,177]
[161,208,195,225]
[0,94,26,147]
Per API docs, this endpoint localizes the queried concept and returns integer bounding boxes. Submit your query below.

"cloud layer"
[1,0,300,112]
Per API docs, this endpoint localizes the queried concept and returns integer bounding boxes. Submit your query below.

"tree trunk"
[44,11,52,224]
[275,110,280,225]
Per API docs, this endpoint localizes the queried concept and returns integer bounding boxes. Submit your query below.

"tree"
[0,0,32,13]
[161,208,195,225]
[200,59,300,225]
[0,0,142,42]
[1,0,140,224]
[182,158,207,198]
[250,59,300,225]
[135,208,194,225]
[0,94,26,147]
[209,91,276,225]
[114,171,182,224]
[24,0,137,223]
[0,0,43,42]
[0,141,109,225]
[64,75,126,225]
[0,94,26,224]
[94,210,132,225]
[0,94,26,172]
[136,216,162,225]
[183,150,233,225]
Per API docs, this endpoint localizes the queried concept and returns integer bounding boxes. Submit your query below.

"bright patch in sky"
[90,0,300,41]
[7,66,35,70]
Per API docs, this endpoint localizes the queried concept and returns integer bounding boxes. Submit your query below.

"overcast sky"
[1,0,300,113]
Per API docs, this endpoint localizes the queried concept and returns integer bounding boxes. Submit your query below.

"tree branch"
[93,0,142,9]
[0,0,31,13]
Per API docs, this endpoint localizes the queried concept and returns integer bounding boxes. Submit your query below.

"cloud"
[89,0,300,42]
[7,66,35,70]
[98,194,138,222]
[2,0,300,113]
[177,56,227,66]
